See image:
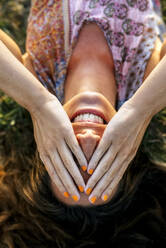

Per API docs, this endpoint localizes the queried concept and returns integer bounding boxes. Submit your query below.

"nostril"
[76,131,100,161]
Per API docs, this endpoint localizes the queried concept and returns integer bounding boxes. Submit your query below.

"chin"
[63,91,116,124]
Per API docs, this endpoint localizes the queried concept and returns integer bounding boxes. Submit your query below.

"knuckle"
[71,170,79,181]
[116,174,122,183]
[64,182,74,194]
[104,162,111,172]
[131,147,137,156]
[55,183,62,192]
[121,150,129,159]
[106,171,113,181]
[59,186,65,194]
[95,184,105,194]
[54,180,64,192]
[110,134,116,142]
[63,125,71,135]
[47,166,55,178]
[59,174,71,192]
[42,140,52,151]
[108,146,116,156]
[39,153,44,161]
[112,138,120,148]
[107,186,113,194]
[62,156,70,167]
[109,129,116,138]
[54,164,62,175]
[69,140,78,153]
[39,152,48,163]
[90,178,98,188]
[95,150,102,159]
[103,135,110,144]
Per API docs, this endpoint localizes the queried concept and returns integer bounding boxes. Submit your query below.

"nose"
[76,129,100,161]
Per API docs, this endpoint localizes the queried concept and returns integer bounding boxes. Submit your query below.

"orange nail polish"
[86,188,92,195]
[90,196,97,204]
[63,192,69,198]
[78,185,84,193]
[81,165,87,172]
[103,195,108,201]
[88,169,94,175]
[72,195,79,202]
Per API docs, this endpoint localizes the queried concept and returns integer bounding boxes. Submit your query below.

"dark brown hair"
[0,146,166,248]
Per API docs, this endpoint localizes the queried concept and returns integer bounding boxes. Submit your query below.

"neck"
[64,52,117,107]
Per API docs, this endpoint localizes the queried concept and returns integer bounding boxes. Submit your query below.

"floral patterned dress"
[26,0,166,109]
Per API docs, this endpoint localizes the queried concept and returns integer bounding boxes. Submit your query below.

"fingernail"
[63,192,69,198]
[81,165,87,172]
[78,185,84,193]
[103,194,108,201]
[90,196,97,204]
[72,195,79,202]
[88,169,94,175]
[86,188,92,195]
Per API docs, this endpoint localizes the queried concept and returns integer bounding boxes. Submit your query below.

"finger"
[65,132,88,171]
[50,150,80,202]
[40,155,69,198]
[87,133,112,175]
[97,134,142,203]
[99,140,138,202]
[58,141,85,192]
[87,153,127,204]
[101,157,132,202]
[104,126,144,186]
[85,145,117,195]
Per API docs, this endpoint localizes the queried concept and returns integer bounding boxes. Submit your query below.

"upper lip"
[71,108,107,123]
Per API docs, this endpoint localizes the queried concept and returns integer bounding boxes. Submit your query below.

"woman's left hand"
[85,101,152,203]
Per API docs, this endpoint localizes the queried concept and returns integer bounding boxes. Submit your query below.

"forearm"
[0,29,23,63]
[0,41,55,114]
[128,54,166,117]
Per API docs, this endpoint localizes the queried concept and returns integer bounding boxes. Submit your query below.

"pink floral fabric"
[26,0,165,109]
[69,0,158,108]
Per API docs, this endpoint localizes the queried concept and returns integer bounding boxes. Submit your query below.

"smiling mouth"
[71,109,107,124]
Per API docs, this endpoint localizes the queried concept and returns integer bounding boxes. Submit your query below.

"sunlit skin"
[51,23,162,206]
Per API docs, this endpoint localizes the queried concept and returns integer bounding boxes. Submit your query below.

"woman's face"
[64,91,116,163]
[51,91,117,206]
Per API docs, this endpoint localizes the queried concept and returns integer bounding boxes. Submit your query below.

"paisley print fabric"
[26,0,66,100]
[26,0,166,109]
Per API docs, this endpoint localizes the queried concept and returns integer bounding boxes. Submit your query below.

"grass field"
[0,0,166,166]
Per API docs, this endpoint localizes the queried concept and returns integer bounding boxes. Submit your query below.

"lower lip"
[73,119,103,124]
[72,122,106,128]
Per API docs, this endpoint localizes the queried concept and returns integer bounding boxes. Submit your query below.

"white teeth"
[97,116,101,123]
[83,113,90,121]
[74,115,81,122]
[73,113,104,124]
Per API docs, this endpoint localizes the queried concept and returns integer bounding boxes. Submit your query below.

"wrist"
[123,98,154,120]
[27,90,56,116]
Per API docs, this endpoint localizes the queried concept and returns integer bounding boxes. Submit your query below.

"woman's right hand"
[30,98,87,201]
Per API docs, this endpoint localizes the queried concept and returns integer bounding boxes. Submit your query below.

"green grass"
[0,0,30,52]
[0,0,166,165]
[161,0,166,24]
